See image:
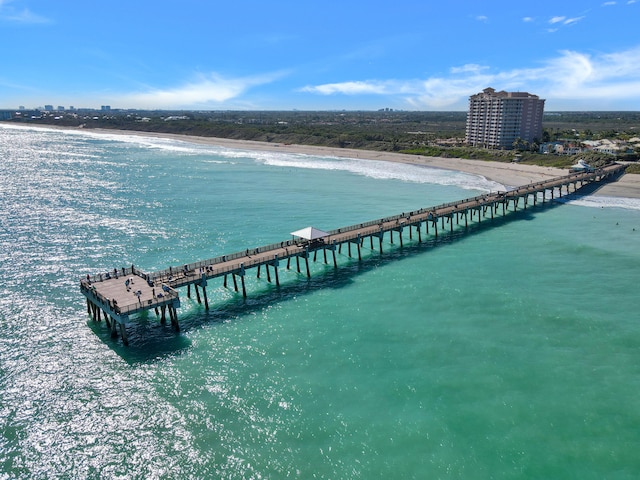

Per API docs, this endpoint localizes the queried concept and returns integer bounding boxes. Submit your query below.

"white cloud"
[300,46,640,110]
[546,14,585,30]
[0,1,50,24]
[475,15,488,22]
[602,1,617,5]
[450,64,489,74]
[299,80,397,95]
[120,71,286,109]
[522,16,534,22]
[563,16,585,25]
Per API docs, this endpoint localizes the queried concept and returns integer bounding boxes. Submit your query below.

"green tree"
[512,138,529,151]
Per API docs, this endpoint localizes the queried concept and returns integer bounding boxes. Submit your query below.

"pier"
[81,164,625,345]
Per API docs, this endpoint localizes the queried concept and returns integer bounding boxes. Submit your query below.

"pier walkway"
[81,163,625,344]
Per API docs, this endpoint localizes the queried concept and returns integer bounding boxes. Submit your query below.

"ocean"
[1,124,639,479]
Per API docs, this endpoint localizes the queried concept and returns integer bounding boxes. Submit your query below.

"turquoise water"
[1,124,640,479]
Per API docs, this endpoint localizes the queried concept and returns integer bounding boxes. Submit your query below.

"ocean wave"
[73,131,216,155]
[558,195,640,211]
[0,125,513,192]
[219,149,506,192]
[0,124,224,156]
[6,126,501,192]
[73,128,506,192]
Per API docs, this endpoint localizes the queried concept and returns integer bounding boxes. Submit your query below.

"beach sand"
[11,124,640,198]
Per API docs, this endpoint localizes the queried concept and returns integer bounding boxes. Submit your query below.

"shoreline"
[86,128,570,188]
[6,123,640,198]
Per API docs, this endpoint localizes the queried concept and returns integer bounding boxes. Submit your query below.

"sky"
[1,0,640,111]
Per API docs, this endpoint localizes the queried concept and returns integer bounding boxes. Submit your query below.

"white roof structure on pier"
[290,226,329,240]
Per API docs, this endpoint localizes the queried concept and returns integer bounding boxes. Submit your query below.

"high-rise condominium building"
[465,87,545,149]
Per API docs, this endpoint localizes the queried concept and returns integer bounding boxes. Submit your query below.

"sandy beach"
[11,124,640,198]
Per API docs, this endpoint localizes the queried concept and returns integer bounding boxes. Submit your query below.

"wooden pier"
[81,163,625,345]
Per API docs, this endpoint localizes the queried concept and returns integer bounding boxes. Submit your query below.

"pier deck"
[81,163,625,344]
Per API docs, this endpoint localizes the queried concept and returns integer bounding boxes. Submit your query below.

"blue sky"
[1,0,640,111]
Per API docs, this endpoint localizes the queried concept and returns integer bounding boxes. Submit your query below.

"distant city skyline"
[1,0,640,111]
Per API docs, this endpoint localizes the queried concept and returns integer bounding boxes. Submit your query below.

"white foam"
[0,125,544,194]
[71,129,504,192]
[15,126,500,192]
[557,195,640,211]
[0,125,224,156]
[75,131,215,155]
[217,149,505,192]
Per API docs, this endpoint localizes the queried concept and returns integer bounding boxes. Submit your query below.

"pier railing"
[325,192,505,237]
[90,165,625,289]
[146,166,623,283]
[85,266,137,285]
[148,238,306,282]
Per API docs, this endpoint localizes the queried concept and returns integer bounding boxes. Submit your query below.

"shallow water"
[1,125,639,479]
